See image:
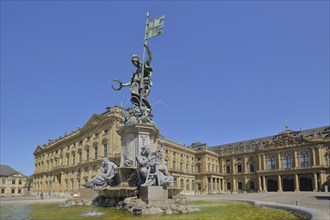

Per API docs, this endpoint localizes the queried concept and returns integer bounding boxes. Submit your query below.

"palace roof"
[0,164,24,177]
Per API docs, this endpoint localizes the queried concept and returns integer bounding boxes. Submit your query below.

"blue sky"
[1,1,329,176]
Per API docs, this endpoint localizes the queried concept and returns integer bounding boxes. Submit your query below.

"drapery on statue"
[136,145,173,187]
[83,158,119,188]
[112,43,154,125]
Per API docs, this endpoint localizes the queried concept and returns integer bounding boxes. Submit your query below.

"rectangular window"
[250,164,255,172]
[86,150,90,161]
[300,154,310,168]
[1,189,5,194]
[103,144,108,157]
[283,156,292,169]
[72,154,76,165]
[2,178,5,184]
[250,182,255,190]
[94,147,98,159]
[12,180,15,184]
[238,182,243,190]
[66,156,69,166]
[237,164,242,173]
[227,182,231,190]
[18,189,22,194]
[19,180,22,185]
[79,152,82,163]
[11,189,15,194]
[268,157,276,170]
[173,161,176,169]
[226,166,231,174]
[65,180,68,191]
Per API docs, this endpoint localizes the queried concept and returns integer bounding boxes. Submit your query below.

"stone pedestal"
[139,186,168,203]
[117,123,159,167]
[79,188,99,206]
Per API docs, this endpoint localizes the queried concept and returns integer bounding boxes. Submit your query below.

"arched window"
[300,153,310,168]
[283,155,292,169]
[267,156,276,170]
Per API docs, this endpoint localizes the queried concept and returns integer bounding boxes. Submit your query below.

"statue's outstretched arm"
[144,43,152,65]
[112,79,130,91]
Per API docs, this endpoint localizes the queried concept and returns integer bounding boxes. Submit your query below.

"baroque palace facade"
[33,106,330,196]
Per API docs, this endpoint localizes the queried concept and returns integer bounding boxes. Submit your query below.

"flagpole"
[139,11,149,110]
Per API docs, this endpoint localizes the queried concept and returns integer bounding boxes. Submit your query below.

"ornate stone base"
[117,123,159,167]
[139,186,168,203]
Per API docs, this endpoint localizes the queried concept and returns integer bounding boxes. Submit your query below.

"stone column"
[232,158,236,174]
[320,171,325,191]
[258,176,262,192]
[277,153,281,170]
[312,148,316,167]
[294,174,300,192]
[293,151,298,168]
[60,172,65,192]
[210,178,213,192]
[221,179,225,192]
[313,173,318,191]
[262,155,267,170]
[232,177,237,192]
[277,175,282,192]
[317,146,323,166]
[244,157,248,173]
[258,154,262,171]
[262,176,267,192]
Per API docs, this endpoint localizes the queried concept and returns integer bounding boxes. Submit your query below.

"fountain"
[72,12,188,215]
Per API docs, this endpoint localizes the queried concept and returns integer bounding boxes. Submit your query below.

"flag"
[145,15,165,40]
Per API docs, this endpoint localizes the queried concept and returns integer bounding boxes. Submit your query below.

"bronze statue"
[83,158,119,188]
[112,43,153,113]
